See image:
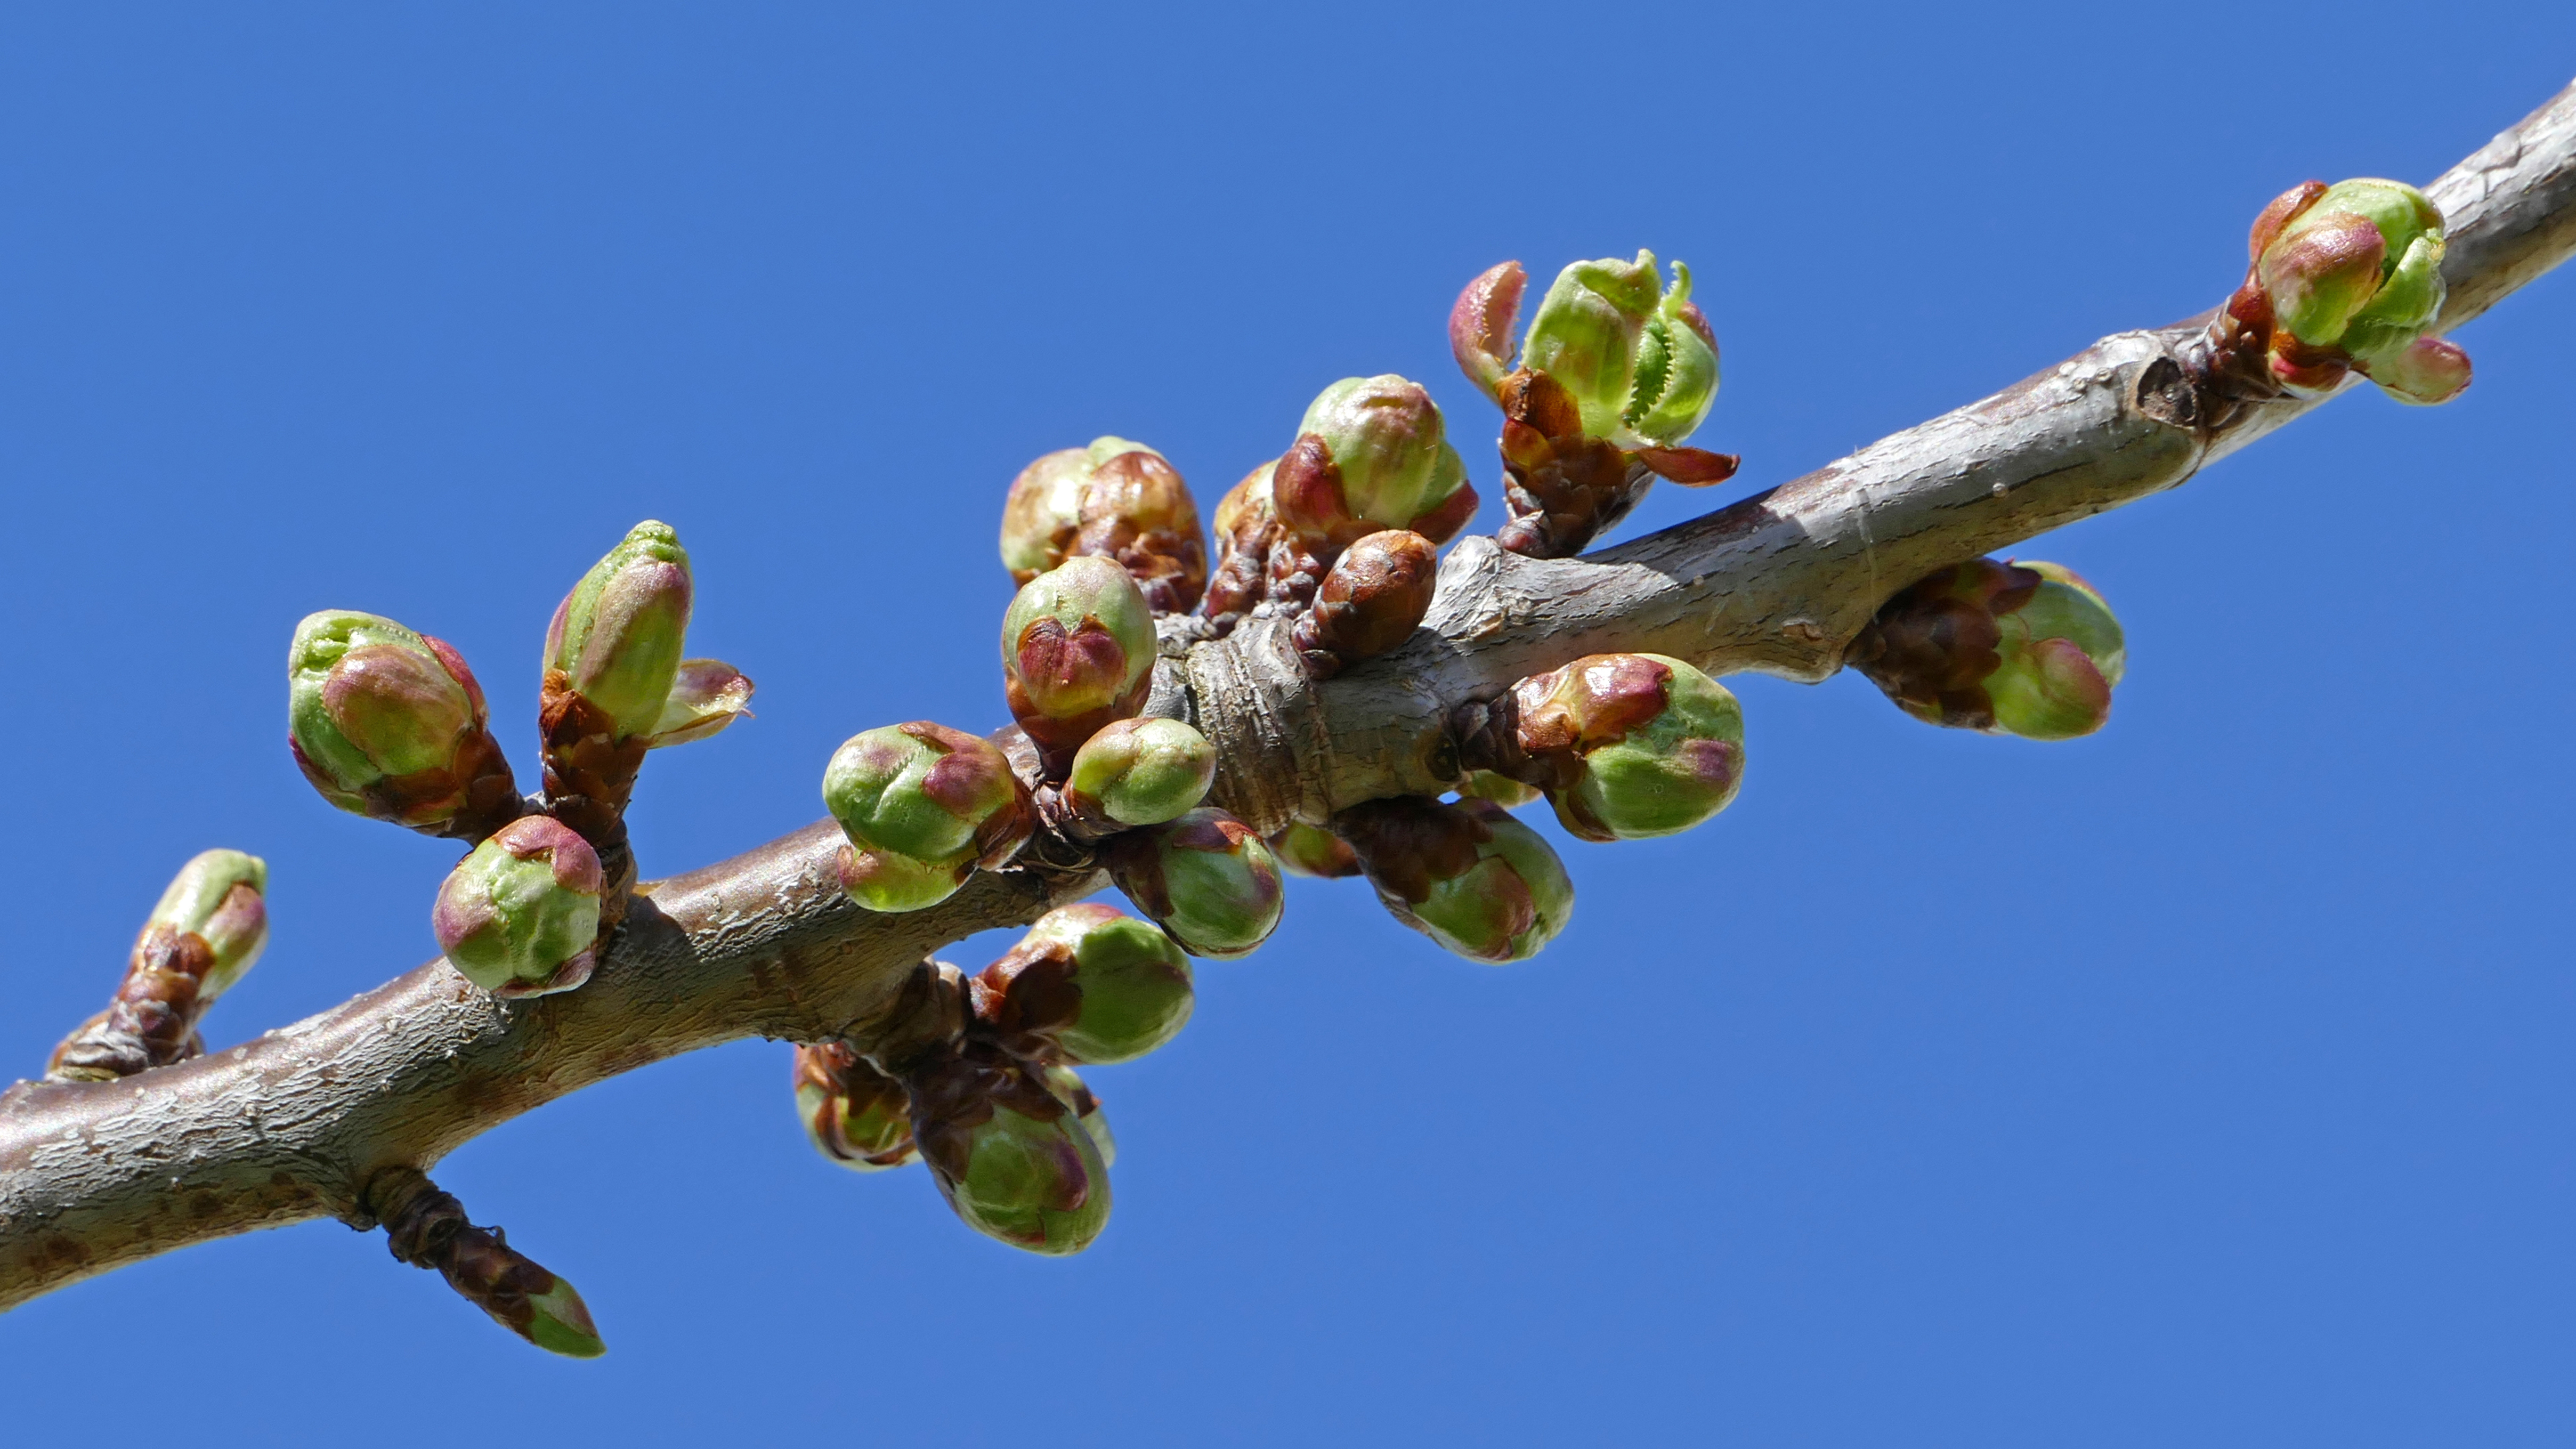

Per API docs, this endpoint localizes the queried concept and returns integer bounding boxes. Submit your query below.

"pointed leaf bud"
[1509,653,1745,842]
[909,1046,1111,1254]
[1002,555,1158,770]
[793,1042,918,1170]
[1273,376,1478,553]
[148,848,271,1001]
[443,1226,606,1358]
[1449,260,1527,400]
[288,611,517,834]
[974,903,1195,1065]
[823,723,1034,912]
[1336,797,1574,964]
[1267,821,1362,879]
[49,849,270,1082]
[432,816,605,998]
[1102,807,1285,959]
[1064,717,1216,828]
[1848,558,2125,739]
[1041,1065,1115,1167]
[641,659,754,749]
[544,521,693,741]
[1001,438,1209,613]
[1293,529,1438,673]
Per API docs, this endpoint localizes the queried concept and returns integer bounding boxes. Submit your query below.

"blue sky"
[3,5,2572,1444]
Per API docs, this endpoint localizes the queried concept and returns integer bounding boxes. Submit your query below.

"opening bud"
[1102,807,1286,960]
[1268,821,1362,879]
[1002,555,1158,771]
[1848,558,2125,740]
[1001,438,1209,613]
[48,849,270,1082]
[1519,252,1721,449]
[974,903,1196,1065]
[545,520,694,741]
[1509,653,1745,842]
[1272,376,1478,554]
[1064,717,1216,828]
[823,723,1034,912]
[793,1042,918,1170]
[288,611,516,834]
[432,816,605,998]
[2246,179,2468,406]
[909,1045,1112,1255]
[1336,797,1574,964]
[1293,529,1439,673]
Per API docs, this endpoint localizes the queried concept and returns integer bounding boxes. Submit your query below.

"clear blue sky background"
[4,5,2571,1444]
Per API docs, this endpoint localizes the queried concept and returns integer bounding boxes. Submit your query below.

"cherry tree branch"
[4,77,2570,1314]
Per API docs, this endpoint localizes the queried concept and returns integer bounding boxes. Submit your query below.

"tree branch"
[5,77,2570,1314]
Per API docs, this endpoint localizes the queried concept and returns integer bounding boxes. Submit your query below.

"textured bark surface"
[4,78,2570,1313]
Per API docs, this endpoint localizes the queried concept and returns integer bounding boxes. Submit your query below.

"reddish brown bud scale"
[793,1042,918,1169]
[1492,368,1737,559]
[1293,529,1438,674]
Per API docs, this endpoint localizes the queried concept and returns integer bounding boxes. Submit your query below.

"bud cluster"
[49,850,270,1082]
[1459,653,1746,843]
[1450,253,1738,559]
[1334,796,1574,964]
[2215,178,2472,406]
[788,903,1197,1256]
[1000,436,1209,613]
[1847,557,2127,739]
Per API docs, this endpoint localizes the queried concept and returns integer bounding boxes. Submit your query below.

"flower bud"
[432,816,605,998]
[1292,529,1438,673]
[1103,807,1285,959]
[823,723,1034,913]
[1064,717,1216,828]
[545,520,693,740]
[48,850,271,1082]
[288,611,516,833]
[1267,821,1361,879]
[1336,797,1574,964]
[1519,252,1720,449]
[1848,558,2125,739]
[1270,376,1478,554]
[1002,555,1158,770]
[1001,438,1208,613]
[974,903,1195,1065]
[1508,653,1744,842]
[2248,178,2468,404]
[1041,1065,1115,1168]
[148,848,271,1001]
[909,1046,1111,1254]
[792,1041,918,1170]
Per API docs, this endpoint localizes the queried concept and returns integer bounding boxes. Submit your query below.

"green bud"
[1271,376,1478,552]
[439,1223,606,1359]
[1001,437,1208,613]
[1103,807,1286,959]
[1336,797,1574,964]
[545,521,693,740]
[1001,555,1158,769]
[48,849,272,1082]
[288,610,514,832]
[793,1042,918,1170]
[1064,717,1216,828]
[147,849,271,1001]
[1520,252,1719,448]
[2359,334,2472,405]
[1455,771,1542,808]
[974,903,1195,1065]
[1510,653,1745,842]
[1849,558,2124,740]
[1041,1065,1116,1168]
[1267,821,1362,878]
[910,1047,1111,1255]
[2253,178,2467,401]
[823,723,1034,912]
[1984,562,2124,741]
[431,816,605,998]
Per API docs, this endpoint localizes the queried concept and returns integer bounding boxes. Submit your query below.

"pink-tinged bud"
[793,1042,918,1170]
[1335,797,1573,964]
[432,816,605,998]
[2246,181,2329,265]
[1063,716,1216,828]
[1267,821,1362,878]
[973,903,1195,1065]
[47,850,271,1082]
[1000,437,1209,613]
[2357,333,2472,405]
[1450,261,1527,400]
[2262,209,2386,348]
[908,1045,1112,1255]
[1273,376,1477,554]
[288,611,519,836]
[1508,653,1745,841]
[1101,807,1286,959]
[1001,555,1159,772]
[545,521,694,741]
[1293,529,1438,674]
[1848,558,2125,740]
[823,723,1034,912]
